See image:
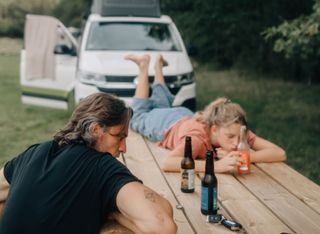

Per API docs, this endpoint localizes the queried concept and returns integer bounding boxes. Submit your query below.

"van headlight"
[169,72,195,88]
[178,72,195,85]
[77,70,105,85]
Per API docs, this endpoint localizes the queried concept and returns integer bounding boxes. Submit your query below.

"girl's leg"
[154,53,167,85]
[151,54,175,108]
[126,54,165,141]
[125,54,150,98]
[126,54,186,142]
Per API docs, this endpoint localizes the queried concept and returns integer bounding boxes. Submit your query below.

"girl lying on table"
[126,54,286,173]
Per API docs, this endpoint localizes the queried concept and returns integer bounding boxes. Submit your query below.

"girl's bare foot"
[125,54,150,98]
[155,53,168,69]
[154,53,168,84]
[125,54,150,69]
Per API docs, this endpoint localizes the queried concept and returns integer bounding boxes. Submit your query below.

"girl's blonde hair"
[194,97,247,127]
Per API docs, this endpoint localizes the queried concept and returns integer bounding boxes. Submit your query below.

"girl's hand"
[215,151,243,173]
[216,148,229,159]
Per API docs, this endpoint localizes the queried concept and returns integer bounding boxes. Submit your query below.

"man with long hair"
[0,93,176,234]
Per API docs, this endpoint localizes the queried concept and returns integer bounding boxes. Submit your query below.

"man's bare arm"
[116,182,177,234]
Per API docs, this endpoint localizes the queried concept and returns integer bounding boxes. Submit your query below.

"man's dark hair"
[54,93,132,147]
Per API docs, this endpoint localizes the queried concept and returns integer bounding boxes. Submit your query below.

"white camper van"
[20,0,196,110]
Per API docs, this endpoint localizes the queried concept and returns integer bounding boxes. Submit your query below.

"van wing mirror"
[54,44,77,56]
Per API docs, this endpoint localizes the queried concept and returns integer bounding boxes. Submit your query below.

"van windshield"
[86,22,182,51]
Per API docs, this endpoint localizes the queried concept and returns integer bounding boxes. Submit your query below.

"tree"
[52,0,91,27]
[161,0,313,70]
[263,0,320,83]
[0,0,58,37]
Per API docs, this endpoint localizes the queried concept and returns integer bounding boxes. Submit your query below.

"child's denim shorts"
[130,82,193,141]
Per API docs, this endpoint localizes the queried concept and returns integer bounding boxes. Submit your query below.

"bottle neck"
[239,126,248,147]
[205,151,214,175]
[184,137,192,159]
[240,127,245,142]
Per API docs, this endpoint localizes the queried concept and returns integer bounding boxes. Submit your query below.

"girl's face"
[210,123,242,152]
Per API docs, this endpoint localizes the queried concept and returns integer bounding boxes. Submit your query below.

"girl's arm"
[250,136,286,162]
[161,144,242,173]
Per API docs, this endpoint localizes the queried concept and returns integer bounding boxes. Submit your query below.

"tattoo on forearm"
[144,189,156,203]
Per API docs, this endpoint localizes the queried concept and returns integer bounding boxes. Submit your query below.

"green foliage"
[0,0,58,37]
[0,0,318,82]
[161,0,314,69]
[264,1,320,60]
[52,0,91,27]
[263,0,320,82]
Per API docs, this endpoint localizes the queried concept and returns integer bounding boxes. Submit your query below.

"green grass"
[195,66,320,184]
[0,40,70,165]
[0,38,319,184]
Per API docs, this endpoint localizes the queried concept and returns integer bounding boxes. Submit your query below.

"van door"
[20,14,78,110]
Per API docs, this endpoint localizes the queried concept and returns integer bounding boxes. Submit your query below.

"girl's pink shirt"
[159,117,256,159]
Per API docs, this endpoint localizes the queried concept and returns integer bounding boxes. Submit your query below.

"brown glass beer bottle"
[180,136,195,193]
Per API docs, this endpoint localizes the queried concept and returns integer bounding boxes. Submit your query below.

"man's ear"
[90,123,102,137]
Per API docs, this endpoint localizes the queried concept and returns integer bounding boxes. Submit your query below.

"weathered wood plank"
[257,162,320,214]
[124,131,194,234]
[236,164,320,234]
[196,173,243,222]
[146,140,294,233]
[217,172,293,234]
[146,140,235,234]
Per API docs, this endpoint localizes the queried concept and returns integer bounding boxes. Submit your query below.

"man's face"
[94,124,128,157]
[211,123,241,152]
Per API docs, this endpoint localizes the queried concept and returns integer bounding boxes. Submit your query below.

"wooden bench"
[101,130,320,234]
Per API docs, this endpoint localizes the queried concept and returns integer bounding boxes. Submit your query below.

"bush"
[263,0,320,83]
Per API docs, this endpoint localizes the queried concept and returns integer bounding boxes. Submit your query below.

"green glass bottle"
[201,150,218,215]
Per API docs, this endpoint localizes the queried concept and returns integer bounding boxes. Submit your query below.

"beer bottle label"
[201,186,218,211]
[181,169,195,190]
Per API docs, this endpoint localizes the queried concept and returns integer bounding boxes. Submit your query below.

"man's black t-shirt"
[0,141,140,234]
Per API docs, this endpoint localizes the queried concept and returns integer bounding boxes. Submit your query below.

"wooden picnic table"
[101,130,320,234]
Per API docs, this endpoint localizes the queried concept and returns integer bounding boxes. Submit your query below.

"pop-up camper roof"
[91,0,161,18]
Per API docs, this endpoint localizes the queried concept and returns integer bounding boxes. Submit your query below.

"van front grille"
[104,75,179,83]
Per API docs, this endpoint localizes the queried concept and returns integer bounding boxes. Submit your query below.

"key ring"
[206,214,244,232]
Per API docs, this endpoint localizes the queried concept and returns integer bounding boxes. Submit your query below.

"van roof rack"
[91,0,161,18]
